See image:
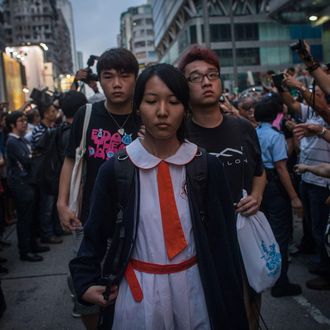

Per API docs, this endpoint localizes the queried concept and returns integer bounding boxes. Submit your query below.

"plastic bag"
[236,192,281,293]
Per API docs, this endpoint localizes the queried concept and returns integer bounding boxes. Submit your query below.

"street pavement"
[0,216,330,330]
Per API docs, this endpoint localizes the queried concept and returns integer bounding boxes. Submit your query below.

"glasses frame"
[186,71,220,84]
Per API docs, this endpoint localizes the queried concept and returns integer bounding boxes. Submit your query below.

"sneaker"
[71,304,81,318]
[271,283,302,297]
[40,236,63,244]
[306,276,330,290]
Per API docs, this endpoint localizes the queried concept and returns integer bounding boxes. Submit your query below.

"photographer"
[293,40,330,95]
[71,56,105,104]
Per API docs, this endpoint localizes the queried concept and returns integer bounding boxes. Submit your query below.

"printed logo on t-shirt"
[210,147,247,167]
[87,128,132,160]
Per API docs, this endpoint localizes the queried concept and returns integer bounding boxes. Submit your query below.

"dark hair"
[177,44,220,73]
[133,63,190,143]
[26,108,40,124]
[96,48,139,78]
[6,111,25,131]
[59,91,87,118]
[254,99,282,123]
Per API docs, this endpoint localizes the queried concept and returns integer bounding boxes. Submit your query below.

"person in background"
[255,97,303,297]
[6,112,49,262]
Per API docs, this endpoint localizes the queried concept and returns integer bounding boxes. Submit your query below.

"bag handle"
[79,103,92,152]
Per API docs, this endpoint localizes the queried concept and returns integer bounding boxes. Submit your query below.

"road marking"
[293,296,330,325]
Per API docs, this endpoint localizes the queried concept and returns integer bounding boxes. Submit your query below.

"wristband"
[306,61,320,73]
[317,127,327,137]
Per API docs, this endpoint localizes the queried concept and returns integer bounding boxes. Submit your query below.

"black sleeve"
[243,119,264,177]
[65,105,87,159]
[69,158,117,302]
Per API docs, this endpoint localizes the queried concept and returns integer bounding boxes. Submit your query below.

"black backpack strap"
[186,147,208,219]
[101,149,135,300]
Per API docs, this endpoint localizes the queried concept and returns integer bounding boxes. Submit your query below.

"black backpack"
[98,147,208,329]
[31,123,70,194]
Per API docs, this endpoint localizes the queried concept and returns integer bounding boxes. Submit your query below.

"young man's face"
[184,60,222,109]
[13,116,28,136]
[100,69,136,106]
[44,105,58,123]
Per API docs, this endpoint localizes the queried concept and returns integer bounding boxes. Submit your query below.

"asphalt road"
[0,216,329,330]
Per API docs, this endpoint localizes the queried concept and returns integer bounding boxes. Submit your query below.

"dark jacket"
[70,154,248,330]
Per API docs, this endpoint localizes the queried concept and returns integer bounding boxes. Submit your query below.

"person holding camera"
[71,58,106,104]
[292,40,330,96]
[279,73,330,291]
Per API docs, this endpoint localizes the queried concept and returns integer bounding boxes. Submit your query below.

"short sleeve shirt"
[66,101,140,223]
[186,115,264,203]
[299,103,330,187]
[256,123,288,169]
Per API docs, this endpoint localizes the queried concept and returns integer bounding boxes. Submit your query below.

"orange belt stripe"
[125,256,197,302]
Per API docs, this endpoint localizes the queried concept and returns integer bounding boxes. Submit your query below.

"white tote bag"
[68,104,92,217]
[236,193,282,293]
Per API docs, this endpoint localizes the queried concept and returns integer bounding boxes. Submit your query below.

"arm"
[294,123,330,143]
[283,74,330,124]
[294,163,330,179]
[297,41,330,95]
[57,157,80,231]
[236,170,266,216]
[69,160,118,306]
[280,90,302,116]
[275,160,303,213]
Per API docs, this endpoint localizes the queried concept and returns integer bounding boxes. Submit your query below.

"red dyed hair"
[177,44,220,72]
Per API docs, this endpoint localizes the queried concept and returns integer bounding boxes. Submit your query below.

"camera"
[30,88,63,107]
[271,73,285,91]
[289,39,306,52]
[81,55,99,84]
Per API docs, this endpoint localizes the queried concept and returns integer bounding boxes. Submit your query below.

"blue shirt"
[256,123,287,169]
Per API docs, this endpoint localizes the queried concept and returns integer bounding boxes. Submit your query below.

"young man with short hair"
[178,45,266,329]
[57,48,140,329]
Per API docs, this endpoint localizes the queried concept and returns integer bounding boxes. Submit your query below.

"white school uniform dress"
[112,138,210,330]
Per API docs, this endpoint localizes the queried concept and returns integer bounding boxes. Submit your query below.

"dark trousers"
[261,178,292,287]
[8,178,37,255]
[300,181,330,270]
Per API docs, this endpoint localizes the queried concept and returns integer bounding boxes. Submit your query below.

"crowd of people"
[0,40,329,329]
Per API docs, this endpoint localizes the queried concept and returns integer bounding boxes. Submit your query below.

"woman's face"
[139,75,185,143]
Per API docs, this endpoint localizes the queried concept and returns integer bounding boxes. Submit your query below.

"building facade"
[152,0,325,90]
[56,0,77,71]
[3,0,73,76]
[119,3,158,71]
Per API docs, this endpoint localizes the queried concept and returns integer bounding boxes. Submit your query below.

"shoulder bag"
[69,104,92,218]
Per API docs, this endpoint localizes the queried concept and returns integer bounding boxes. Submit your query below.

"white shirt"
[112,138,210,330]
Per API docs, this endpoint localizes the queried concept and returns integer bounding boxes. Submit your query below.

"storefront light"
[309,15,318,21]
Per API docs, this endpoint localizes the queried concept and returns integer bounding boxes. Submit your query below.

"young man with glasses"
[178,45,266,329]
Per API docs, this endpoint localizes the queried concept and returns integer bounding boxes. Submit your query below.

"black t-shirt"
[66,101,140,223]
[186,115,264,203]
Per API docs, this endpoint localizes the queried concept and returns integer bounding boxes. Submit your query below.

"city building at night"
[119,2,158,71]
[152,0,327,90]
[3,0,73,77]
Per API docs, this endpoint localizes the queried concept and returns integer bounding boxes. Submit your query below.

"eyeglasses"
[186,71,220,83]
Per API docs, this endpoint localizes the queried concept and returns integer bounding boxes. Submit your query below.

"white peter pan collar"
[126,138,198,169]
